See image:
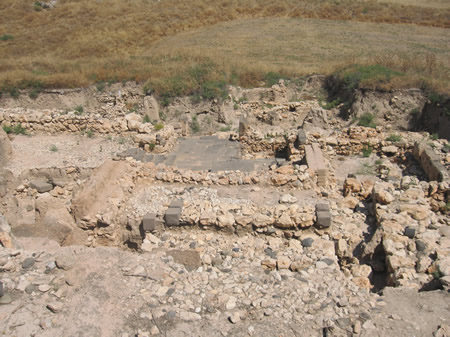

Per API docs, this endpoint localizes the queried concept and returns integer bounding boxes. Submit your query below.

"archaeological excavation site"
[0,76,449,337]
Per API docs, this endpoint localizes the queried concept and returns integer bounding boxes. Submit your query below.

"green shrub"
[118,137,126,145]
[386,134,402,142]
[2,124,28,135]
[2,125,12,134]
[338,64,403,91]
[191,116,200,133]
[358,113,376,128]
[142,114,151,123]
[29,89,40,99]
[0,34,14,41]
[264,72,287,87]
[96,82,105,92]
[154,123,164,131]
[430,133,439,140]
[148,143,156,151]
[49,144,58,152]
[86,129,94,138]
[74,105,84,115]
[319,98,341,110]
[362,145,373,157]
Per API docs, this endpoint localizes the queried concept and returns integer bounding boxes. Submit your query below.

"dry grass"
[0,0,449,94]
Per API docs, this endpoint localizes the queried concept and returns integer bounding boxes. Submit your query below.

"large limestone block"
[0,127,12,167]
[72,160,134,229]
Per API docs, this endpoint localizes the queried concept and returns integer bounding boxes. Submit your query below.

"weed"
[29,89,39,99]
[3,124,27,135]
[96,82,105,92]
[86,129,94,138]
[430,133,439,140]
[444,202,450,213]
[362,145,373,157]
[265,104,274,109]
[264,72,287,87]
[428,91,446,105]
[191,116,200,134]
[118,137,126,145]
[386,134,402,142]
[375,159,383,165]
[219,125,232,132]
[142,115,151,123]
[159,111,167,121]
[148,143,156,151]
[74,105,84,115]
[0,34,14,41]
[233,103,239,110]
[356,162,375,175]
[34,1,43,11]
[358,113,376,128]
[49,144,58,152]
[236,95,248,104]
[2,125,12,134]
[320,98,341,110]
[154,123,164,131]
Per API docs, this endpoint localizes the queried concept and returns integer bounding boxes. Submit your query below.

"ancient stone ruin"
[0,79,449,336]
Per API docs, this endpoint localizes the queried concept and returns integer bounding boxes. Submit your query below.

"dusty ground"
[5,134,131,176]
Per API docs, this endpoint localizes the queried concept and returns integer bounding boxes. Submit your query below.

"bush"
[219,125,231,132]
[191,116,200,134]
[49,144,58,152]
[0,34,14,41]
[96,82,105,92]
[74,105,84,115]
[142,115,151,123]
[3,124,28,135]
[320,98,341,110]
[264,72,287,87]
[386,134,401,142]
[86,129,94,138]
[154,123,164,131]
[358,113,376,128]
[430,133,439,140]
[362,145,373,157]
[148,143,156,151]
[2,125,12,134]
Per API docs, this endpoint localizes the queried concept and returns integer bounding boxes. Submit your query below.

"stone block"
[316,211,331,228]
[143,213,157,232]
[30,180,53,193]
[169,199,184,209]
[165,207,181,226]
[297,129,307,146]
[239,118,249,137]
[315,202,330,212]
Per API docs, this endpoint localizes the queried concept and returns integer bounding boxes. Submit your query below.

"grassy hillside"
[0,0,449,98]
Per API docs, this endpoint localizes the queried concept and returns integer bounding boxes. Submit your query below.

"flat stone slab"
[29,180,52,193]
[119,136,273,172]
[305,143,326,171]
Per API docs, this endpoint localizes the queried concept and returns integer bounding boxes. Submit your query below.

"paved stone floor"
[119,136,276,172]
